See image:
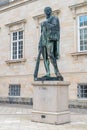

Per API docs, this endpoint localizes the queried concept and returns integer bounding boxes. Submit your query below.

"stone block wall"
[0,0,87,106]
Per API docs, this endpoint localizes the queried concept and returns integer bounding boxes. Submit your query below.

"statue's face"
[44,7,52,18]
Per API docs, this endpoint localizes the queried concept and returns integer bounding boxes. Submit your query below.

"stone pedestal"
[32,81,70,124]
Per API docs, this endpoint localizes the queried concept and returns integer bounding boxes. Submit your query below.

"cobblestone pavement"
[0,104,87,130]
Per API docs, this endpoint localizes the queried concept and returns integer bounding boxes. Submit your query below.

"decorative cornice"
[0,0,38,13]
[5,19,26,27]
[69,1,87,19]
[33,9,60,20]
[0,0,22,7]
[69,1,87,10]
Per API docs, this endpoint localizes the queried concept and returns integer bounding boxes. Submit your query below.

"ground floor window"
[9,84,21,96]
[77,84,87,98]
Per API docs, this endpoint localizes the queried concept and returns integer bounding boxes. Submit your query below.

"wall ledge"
[71,52,87,60]
[5,58,26,64]
[71,51,87,56]
[0,0,38,13]
[5,19,27,27]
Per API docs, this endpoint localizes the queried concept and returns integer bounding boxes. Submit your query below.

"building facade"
[0,0,87,107]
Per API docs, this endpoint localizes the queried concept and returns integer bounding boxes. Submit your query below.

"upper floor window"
[78,15,87,52]
[11,30,23,60]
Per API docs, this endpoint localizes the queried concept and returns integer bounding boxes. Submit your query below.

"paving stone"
[0,104,87,130]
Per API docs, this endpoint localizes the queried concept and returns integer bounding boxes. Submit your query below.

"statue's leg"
[42,46,50,77]
[47,42,61,77]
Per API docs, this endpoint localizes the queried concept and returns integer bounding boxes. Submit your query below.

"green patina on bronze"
[34,7,63,81]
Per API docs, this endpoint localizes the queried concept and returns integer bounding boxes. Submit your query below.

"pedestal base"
[32,110,70,124]
[32,81,70,124]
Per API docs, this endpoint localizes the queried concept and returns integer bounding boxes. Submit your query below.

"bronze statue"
[34,7,63,81]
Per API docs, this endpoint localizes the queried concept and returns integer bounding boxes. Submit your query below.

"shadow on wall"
[0,97,33,105]
[69,100,87,109]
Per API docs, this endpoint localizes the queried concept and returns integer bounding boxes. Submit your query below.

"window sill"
[77,98,87,101]
[71,52,87,60]
[9,96,20,97]
[34,56,43,61]
[5,58,26,64]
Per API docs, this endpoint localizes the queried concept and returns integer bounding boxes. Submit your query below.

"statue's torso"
[41,16,60,44]
[45,16,60,42]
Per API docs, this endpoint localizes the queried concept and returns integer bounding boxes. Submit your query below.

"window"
[77,84,87,98]
[78,15,87,52]
[9,84,21,96]
[0,0,9,7]
[11,30,23,60]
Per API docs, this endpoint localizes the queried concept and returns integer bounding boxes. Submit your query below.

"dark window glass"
[79,15,87,51]
[9,84,21,96]
[77,84,87,98]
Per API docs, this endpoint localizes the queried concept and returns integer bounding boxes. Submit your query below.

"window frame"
[9,84,21,97]
[78,14,87,52]
[11,30,24,60]
[77,84,87,99]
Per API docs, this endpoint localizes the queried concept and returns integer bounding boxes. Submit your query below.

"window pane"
[84,94,87,98]
[80,29,84,41]
[80,35,83,40]
[80,40,83,45]
[13,32,17,36]
[80,46,83,51]
[79,16,84,22]
[84,46,87,50]
[18,41,23,59]
[19,31,23,40]
[13,32,17,41]
[84,85,87,89]
[79,15,87,26]
[84,34,87,39]
[84,90,87,93]
[81,94,84,98]
[84,40,87,50]
[12,42,17,59]
[79,16,84,27]
[84,28,87,34]
[84,40,87,45]
[84,16,87,26]
[80,29,83,34]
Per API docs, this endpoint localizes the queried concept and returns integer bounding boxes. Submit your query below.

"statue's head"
[44,7,52,18]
